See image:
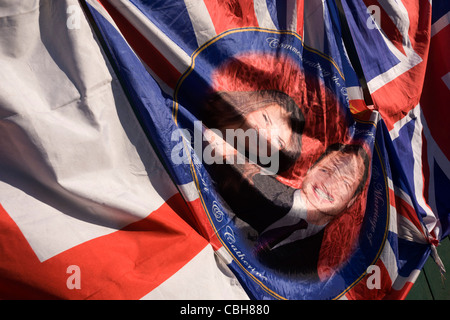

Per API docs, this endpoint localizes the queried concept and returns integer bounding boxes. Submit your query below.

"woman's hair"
[203,90,305,173]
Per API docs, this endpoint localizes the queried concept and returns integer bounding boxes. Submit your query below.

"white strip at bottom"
[140,244,250,300]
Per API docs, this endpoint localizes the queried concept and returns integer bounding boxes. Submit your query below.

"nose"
[316,168,338,189]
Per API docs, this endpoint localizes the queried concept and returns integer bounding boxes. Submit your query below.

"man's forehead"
[322,150,357,164]
[318,150,364,174]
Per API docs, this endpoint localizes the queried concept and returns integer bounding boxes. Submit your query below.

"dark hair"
[312,143,370,199]
[203,90,304,173]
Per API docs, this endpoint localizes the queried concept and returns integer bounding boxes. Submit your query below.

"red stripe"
[203,0,259,35]
[392,191,426,239]
[401,0,432,55]
[388,186,396,208]
[95,0,106,9]
[421,132,430,204]
[384,281,415,300]
[420,26,450,159]
[97,0,181,89]
[0,194,207,299]
[181,197,224,250]
[349,99,371,115]
[296,0,304,37]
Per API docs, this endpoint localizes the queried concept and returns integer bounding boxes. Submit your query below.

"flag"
[0,0,247,300]
[0,0,448,300]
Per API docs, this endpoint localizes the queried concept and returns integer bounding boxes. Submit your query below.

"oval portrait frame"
[172,27,389,300]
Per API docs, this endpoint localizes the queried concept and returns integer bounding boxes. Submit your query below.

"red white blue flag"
[0,0,448,300]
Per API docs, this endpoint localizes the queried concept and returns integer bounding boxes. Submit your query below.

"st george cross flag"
[0,0,448,300]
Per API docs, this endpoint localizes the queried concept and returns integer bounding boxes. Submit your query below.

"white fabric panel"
[178,181,200,202]
[184,0,217,47]
[391,269,421,291]
[253,0,277,30]
[0,0,178,261]
[140,244,249,300]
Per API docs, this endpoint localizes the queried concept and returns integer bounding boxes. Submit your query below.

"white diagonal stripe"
[431,11,450,37]
[184,0,217,47]
[254,0,277,30]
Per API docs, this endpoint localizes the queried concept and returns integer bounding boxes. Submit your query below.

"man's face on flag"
[302,150,365,217]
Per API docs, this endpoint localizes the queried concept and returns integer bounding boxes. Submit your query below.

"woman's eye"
[263,113,269,124]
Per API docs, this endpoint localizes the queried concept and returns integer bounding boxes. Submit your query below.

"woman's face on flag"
[242,103,292,156]
[302,150,365,217]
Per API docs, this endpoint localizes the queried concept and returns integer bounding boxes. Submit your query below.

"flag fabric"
[0,0,247,300]
[0,0,448,300]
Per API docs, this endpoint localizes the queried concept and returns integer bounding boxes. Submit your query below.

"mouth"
[313,185,334,203]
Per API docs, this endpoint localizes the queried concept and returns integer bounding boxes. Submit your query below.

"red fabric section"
[203,0,259,35]
[384,281,415,300]
[345,259,393,300]
[420,26,450,159]
[0,194,207,299]
[296,0,304,37]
